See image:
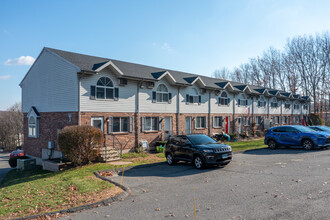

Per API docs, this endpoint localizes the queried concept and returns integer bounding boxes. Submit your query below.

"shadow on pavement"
[242,147,325,155]
[117,161,225,178]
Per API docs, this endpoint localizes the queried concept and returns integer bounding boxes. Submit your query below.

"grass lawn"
[0,155,165,219]
[0,138,263,219]
[227,138,267,152]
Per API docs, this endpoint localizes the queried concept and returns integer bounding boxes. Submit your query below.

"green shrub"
[308,114,323,125]
[229,133,237,141]
[58,126,104,166]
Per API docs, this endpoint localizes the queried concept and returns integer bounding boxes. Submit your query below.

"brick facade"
[23,112,78,157]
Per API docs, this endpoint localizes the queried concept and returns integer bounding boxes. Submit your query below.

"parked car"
[8,150,27,168]
[309,126,330,132]
[165,134,232,169]
[264,125,330,150]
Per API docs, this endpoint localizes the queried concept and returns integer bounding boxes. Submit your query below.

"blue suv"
[264,125,330,150]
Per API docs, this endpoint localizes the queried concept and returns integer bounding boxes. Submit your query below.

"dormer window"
[238,94,248,106]
[90,77,119,101]
[152,84,172,103]
[257,96,266,107]
[186,88,201,105]
[219,91,230,106]
[271,97,278,108]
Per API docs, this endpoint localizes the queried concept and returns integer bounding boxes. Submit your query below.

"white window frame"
[195,116,207,129]
[270,97,278,108]
[96,77,114,100]
[294,103,300,110]
[282,116,287,124]
[142,117,160,132]
[28,116,38,138]
[257,96,266,108]
[275,116,279,124]
[213,116,223,128]
[189,88,200,104]
[284,101,291,109]
[109,117,132,133]
[91,117,104,132]
[243,116,249,126]
[255,116,263,125]
[219,92,230,106]
[156,84,169,103]
[238,94,248,107]
[303,104,308,110]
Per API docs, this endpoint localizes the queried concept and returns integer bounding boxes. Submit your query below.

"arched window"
[294,101,300,110]
[258,96,266,107]
[28,116,37,137]
[238,93,248,106]
[156,84,169,103]
[96,77,114,99]
[271,97,278,108]
[284,100,291,109]
[219,91,230,106]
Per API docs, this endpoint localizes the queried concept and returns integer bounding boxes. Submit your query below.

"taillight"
[18,152,24,157]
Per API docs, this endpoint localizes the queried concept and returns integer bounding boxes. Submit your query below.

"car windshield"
[295,126,315,132]
[188,135,216,145]
[318,126,330,132]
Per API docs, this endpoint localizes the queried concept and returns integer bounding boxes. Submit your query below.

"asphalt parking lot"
[62,148,330,220]
[0,153,11,183]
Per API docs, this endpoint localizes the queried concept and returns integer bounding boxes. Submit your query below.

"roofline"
[94,60,124,76]
[157,71,177,83]
[191,76,206,87]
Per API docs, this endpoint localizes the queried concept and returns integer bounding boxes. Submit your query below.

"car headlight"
[203,149,214,153]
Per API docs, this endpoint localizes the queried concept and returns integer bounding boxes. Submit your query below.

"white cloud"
[152,42,173,52]
[4,56,35,66]
[0,75,12,80]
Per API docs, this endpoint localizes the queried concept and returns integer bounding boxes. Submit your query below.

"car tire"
[302,139,313,150]
[166,153,175,165]
[8,158,17,168]
[268,139,277,149]
[194,155,204,169]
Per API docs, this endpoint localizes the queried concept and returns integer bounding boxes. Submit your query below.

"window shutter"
[141,117,145,132]
[213,116,215,128]
[90,86,96,100]
[186,94,189,105]
[218,97,221,106]
[152,91,157,103]
[194,117,197,129]
[198,95,201,105]
[168,93,172,104]
[107,117,113,134]
[227,98,230,105]
[129,116,133,133]
[205,117,208,128]
[238,99,241,106]
[114,88,119,101]
[158,117,162,131]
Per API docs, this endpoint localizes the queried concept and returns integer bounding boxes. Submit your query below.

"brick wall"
[23,112,78,157]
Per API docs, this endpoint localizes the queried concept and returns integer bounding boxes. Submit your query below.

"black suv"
[165,134,232,169]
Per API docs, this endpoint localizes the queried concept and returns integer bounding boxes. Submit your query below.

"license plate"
[222,154,228,159]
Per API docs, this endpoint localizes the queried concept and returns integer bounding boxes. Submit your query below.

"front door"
[237,117,242,133]
[225,117,230,133]
[185,117,192,135]
[91,117,104,132]
[164,117,172,140]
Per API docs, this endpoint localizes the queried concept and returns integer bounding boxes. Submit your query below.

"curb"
[14,170,131,220]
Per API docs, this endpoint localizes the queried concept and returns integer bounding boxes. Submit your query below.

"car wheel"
[194,155,204,169]
[166,153,175,165]
[302,139,313,150]
[268,140,277,149]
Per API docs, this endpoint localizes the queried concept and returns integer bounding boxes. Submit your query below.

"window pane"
[113,118,120,132]
[156,93,162,102]
[106,88,114,99]
[96,87,105,99]
[163,93,169,102]
[145,117,151,131]
[201,117,205,128]
[152,117,158,130]
[121,117,128,132]
[93,119,102,130]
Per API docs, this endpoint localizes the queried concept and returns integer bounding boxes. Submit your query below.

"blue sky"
[0,0,329,110]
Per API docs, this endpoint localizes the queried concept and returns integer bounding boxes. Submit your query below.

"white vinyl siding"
[21,49,79,113]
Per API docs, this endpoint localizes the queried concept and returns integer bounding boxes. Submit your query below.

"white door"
[237,117,242,134]
[164,117,172,140]
[185,117,192,134]
[91,117,104,132]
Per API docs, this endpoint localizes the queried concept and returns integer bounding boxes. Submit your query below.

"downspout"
[177,87,180,135]
[136,80,143,148]
[208,91,211,136]
[78,75,81,125]
[232,93,236,133]
[280,99,283,124]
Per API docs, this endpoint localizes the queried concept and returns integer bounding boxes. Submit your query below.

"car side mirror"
[294,130,299,134]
